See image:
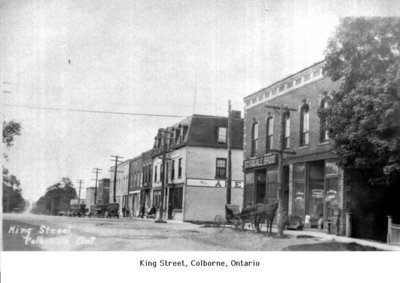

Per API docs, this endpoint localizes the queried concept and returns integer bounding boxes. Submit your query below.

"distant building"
[151,113,244,221]
[86,187,96,210]
[97,178,110,205]
[129,155,143,216]
[140,149,153,212]
[109,159,130,215]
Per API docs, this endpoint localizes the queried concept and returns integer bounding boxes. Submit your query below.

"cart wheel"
[214,215,225,233]
[233,216,242,231]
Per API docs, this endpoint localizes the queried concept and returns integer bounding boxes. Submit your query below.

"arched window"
[283,112,290,149]
[320,98,329,142]
[266,117,274,152]
[251,121,259,157]
[300,104,309,146]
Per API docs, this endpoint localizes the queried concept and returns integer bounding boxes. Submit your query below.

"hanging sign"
[244,153,278,170]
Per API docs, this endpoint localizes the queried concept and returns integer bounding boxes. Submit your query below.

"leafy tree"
[2,120,25,212]
[32,178,77,215]
[3,120,21,148]
[2,168,25,212]
[321,17,400,186]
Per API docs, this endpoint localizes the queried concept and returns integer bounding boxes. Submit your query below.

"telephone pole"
[226,100,232,205]
[92,168,102,205]
[264,104,297,237]
[77,180,84,205]
[111,156,123,203]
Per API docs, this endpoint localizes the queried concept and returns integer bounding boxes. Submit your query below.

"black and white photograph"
[1,0,399,282]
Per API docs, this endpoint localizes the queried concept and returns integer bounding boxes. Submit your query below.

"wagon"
[69,204,87,217]
[106,203,120,218]
[213,204,255,233]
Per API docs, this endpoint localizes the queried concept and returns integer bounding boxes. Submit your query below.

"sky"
[1,0,399,202]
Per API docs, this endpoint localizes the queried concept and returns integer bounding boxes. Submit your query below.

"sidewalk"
[282,228,400,251]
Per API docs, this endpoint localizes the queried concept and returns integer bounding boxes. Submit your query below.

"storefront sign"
[244,154,278,170]
[186,178,244,188]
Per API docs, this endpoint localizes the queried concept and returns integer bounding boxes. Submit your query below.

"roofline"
[244,60,325,100]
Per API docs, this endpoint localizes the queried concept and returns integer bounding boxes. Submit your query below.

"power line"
[4,104,187,118]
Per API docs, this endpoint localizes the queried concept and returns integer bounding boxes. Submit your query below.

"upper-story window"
[154,165,158,182]
[251,121,259,157]
[171,160,175,180]
[283,112,290,149]
[217,127,227,143]
[300,104,310,146]
[320,98,329,142]
[178,158,182,178]
[215,158,227,179]
[266,117,274,152]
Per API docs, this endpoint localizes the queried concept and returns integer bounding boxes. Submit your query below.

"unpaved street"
[3,213,327,251]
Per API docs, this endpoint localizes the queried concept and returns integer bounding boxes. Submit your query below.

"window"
[217,127,227,143]
[153,190,161,208]
[320,99,329,142]
[266,117,274,152]
[178,158,182,178]
[283,112,290,149]
[154,165,158,182]
[293,164,306,216]
[171,160,175,180]
[251,122,259,156]
[300,104,309,146]
[216,158,227,179]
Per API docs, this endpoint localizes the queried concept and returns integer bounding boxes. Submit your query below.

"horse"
[250,202,279,236]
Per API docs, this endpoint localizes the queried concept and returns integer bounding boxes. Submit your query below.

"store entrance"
[255,170,266,204]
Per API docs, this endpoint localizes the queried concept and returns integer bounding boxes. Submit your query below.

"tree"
[32,178,77,215]
[2,167,25,212]
[2,120,25,212]
[321,17,400,186]
[3,120,21,148]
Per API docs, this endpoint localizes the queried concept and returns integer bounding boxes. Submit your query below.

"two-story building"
[129,155,143,216]
[109,159,131,216]
[151,113,244,222]
[243,61,350,234]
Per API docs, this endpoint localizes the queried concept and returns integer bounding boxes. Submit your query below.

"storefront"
[290,159,341,228]
[243,153,282,206]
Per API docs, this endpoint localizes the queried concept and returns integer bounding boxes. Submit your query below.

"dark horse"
[251,202,279,235]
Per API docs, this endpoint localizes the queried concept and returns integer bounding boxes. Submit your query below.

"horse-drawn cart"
[213,204,255,233]
[213,202,278,235]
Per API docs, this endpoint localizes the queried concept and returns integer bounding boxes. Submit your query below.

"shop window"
[153,190,161,208]
[170,187,183,209]
[300,104,309,146]
[283,112,290,149]
[293,164,306,216]
[325,161,339,218]
[218,127,227,143]
[308,161,325,226]
[215,158,227,179]
[266,117,274,152]
[251,121,259,157]
[266,169,278,204]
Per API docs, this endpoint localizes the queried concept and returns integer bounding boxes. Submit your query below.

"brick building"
[128,155,143,216]
[243,61,351,234]
[109,159,131,215]
[151,113,244,221]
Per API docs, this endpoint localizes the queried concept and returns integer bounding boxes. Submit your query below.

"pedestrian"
[140,203,145,218]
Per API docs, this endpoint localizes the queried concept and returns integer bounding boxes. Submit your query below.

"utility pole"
[111,156,123,204]
[155,129,171,223]
[77,180,84,205]
[226,100,232,205]
[264,104,297,237]
[92,168,102,205]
